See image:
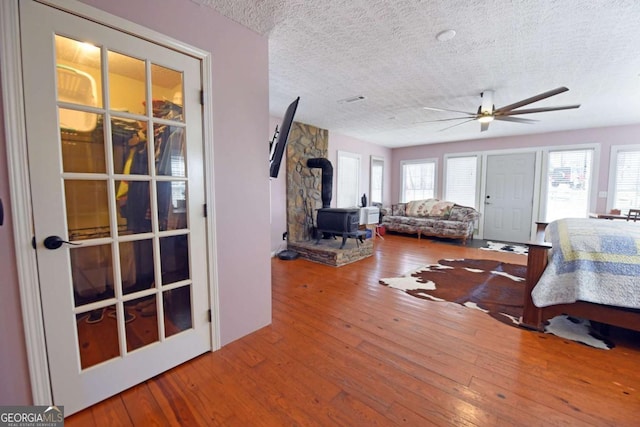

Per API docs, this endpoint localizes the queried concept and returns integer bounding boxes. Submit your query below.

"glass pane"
[402,162,435,202]
[151,64,183,121]
[60,111,105,173]
[158,181,187,231]
[71,245,114,307]
[65,180,110,241]
[115,180,152,234]
[121,239,155,295]
[108,51,146,115]
[112,118,146,175]
[125,297,158,352]
[154,124,185,177]
[55,35,102,109]
[76,304,118,369]
[160,234,189,285]
[164,286,192,337]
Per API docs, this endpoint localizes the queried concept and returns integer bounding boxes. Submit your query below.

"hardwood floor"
[66,234,640,426]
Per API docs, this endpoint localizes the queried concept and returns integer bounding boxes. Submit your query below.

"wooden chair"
[627,209,640,222]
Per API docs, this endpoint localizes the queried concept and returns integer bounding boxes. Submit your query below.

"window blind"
[370,162,383,204]
[613,149,640,213]
[445,156,477,208]
[337,151,360,208]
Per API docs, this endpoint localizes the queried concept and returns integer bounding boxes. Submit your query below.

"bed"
[522,218,640,332]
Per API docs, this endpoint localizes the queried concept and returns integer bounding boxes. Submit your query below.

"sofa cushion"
[405,199,455,219]
[406,199,439,217]
[391,203,406,216]
[428,201,455,218]
[449,204,480,222]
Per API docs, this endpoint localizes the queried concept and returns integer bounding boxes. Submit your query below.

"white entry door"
[20,1,211,415]
[483,152,536,243]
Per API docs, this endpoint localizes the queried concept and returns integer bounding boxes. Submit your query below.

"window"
[610,146,640,214]
[370,156,384,205]
[336,151,361,208]
[544,148,593,222]
[401,159,436,202]
[444,155,478,208]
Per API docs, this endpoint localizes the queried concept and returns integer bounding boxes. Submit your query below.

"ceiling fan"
[423,87,580,132]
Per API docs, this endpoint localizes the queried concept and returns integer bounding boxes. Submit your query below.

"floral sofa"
[380,199,480,244]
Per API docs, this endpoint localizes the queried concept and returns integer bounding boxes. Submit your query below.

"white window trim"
[539,144,599,220]
[336,150,361,208]
[399,158,438,203]
[607,144,640,213]
[540,147,595,221]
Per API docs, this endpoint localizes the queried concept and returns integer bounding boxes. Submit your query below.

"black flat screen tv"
[269,96,300,178]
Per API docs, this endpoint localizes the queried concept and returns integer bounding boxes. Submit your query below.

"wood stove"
[307,158,366,248]
[317,208,359,233]
[316,208,365,249]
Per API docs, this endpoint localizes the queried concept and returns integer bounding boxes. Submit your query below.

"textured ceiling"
[193,0,640,147]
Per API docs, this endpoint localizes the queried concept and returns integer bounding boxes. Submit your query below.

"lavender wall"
[269,116,288,255]
[1,0,270,403]
[391,124,640,213]
[79,0,272,345]
[268,116,392,254]
[327,133,393,208]
[0,72,32,404]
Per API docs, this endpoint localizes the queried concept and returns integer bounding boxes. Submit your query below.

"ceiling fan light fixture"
[477,115,494,124]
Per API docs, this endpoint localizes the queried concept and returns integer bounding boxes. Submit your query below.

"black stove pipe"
[306,158,333,208]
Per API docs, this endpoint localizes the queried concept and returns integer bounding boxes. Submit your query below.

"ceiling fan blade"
[493,116,539,124]
[498,104,580,116]
[415,116,476,124]
[495,87,569,113]
[438,118,476,132]
[423,106,477,115]
[480,121,490,132]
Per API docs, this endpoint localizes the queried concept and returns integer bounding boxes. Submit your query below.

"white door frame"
[0,0,220,405]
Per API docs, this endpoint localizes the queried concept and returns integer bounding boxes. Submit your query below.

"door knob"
[44,235,81,250]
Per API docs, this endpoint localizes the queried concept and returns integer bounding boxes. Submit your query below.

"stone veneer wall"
[286,122,328,243]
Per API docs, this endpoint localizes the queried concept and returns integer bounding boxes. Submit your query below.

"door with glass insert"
[20,1,210,415]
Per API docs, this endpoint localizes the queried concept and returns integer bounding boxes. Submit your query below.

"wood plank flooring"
[66,234,640,426]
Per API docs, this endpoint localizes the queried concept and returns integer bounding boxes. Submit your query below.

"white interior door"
[483,152,536,243]
[20,1,211,415]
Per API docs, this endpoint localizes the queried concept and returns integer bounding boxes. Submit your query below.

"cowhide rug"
[480,241,528,255]
[379,259,613,349]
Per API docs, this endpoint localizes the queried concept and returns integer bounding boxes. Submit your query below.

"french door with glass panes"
[20,1,211,415]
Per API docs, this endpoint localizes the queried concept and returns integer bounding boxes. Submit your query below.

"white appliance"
[359,206,380,225]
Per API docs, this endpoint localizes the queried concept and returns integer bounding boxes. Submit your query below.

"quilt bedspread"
[531,218,640,309]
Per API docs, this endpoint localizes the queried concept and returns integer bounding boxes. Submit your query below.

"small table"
[588,212,628,220]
